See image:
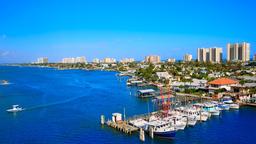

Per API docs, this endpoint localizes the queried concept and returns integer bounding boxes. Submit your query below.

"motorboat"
[6,105,24,113]
[229,103,240,109]
[222,96,233,104]
[145,119,176,139]
[174,107,197,126]
[203,103,220,116]
[193,103,211,120]
[218,102,230,110]
[1,80,10,85]
[168,115,187,130]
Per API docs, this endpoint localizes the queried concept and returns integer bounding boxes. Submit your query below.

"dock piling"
[139,128,145,142]
[101,115,105,125]
[149,126,154,139]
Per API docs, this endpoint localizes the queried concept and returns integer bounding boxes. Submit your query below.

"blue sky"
[0,0,255,63]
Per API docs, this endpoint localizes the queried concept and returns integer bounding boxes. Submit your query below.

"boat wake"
[24,95,87,111]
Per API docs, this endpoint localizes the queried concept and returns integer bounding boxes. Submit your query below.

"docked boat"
[197,110,209,121]
[6,105,24,113]
[169,115,187,130]
[193,103,211,120]
[229,103,240,109]
[203,103,220,116]
[222,96,233,104]
[218,102,230,110]
[145,120,176,139]
[174,107,197,126]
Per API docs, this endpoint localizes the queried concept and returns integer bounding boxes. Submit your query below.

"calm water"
[0,66,256,144]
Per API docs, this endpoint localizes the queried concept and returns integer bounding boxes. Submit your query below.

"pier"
[240,102,256,107]
[106,120,138,134]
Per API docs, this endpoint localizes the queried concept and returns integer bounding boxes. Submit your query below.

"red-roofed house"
[208,77,239,92]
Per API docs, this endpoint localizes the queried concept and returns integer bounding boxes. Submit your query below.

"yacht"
[193,103,211,120]
[218,102,230,110]
[167,115,187,130]
[222,96,233,104]
[145,120,176,139]
[203,103,220,116]
[174,107,197,126]
[229,103,240,109]
[6,105,24,113]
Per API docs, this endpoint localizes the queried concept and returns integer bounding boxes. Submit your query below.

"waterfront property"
[208,77,239,93]
[137,89,156,98]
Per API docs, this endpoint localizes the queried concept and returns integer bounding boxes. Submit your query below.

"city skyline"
[0,0,256,63]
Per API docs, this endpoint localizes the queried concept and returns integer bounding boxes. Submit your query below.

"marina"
[102,83,247,141]
[1,66,256,143]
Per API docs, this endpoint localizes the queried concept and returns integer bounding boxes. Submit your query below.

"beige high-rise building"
[183,54,192,62]
[197,47,222,63]
[227,42,250,62]
[62,56,87,64]
[120,58,135,63]
[167,58,176,63]
[93,58,100,63]
[75,56,87,63]
[102,58,116,64]
[145,55,161,63]
[37,57,48,64]
[253,54,256,61]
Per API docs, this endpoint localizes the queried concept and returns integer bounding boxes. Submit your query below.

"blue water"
[0,66,256,144]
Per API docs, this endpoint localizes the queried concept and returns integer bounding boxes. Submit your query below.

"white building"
[197,47,222,63]
[183,54,192,62]
[120,58,135,63]
[167,58,176,63]
[102,58,116,64]
[145,55,161,63]
[93,58,100,63]
[75,56,87,63]
[62,58,75,63]
[37,57,48,64]
[62,56,87,64]
[227,42,250,62]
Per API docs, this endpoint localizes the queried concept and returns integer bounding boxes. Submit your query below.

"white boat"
[222,96,233,104]
[1,80,10,85]
[174,107,197,126]
[229,103,240,109]
[6,105,24,113]
[145,120,176,139]
[193,103,210,121]
[168,115,187,130]
[129,118,148,128]
[218,102,230,110]
[203,103,220,116]
[196,111,209,121]
[186,115,197,126]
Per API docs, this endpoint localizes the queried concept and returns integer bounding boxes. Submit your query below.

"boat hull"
[211,111,220,116]
[154,131,176,139]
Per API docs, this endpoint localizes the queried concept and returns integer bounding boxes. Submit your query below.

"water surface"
[0,66,255,144]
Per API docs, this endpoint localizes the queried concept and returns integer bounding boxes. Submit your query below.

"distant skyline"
[0,0,255,63]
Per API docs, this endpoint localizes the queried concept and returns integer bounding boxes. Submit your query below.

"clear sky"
[0,0,255,63]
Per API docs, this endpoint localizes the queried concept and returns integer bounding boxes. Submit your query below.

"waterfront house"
[172,79,207,92]
[208,77,239,93]
[231,83,256,94]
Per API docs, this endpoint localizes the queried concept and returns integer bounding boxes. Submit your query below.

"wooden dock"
[106,120,138,134]
[240,102,256,107]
